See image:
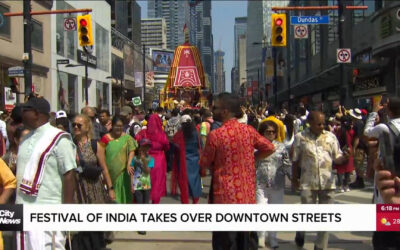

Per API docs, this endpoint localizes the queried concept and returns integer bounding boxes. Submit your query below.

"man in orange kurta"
[200,93,275,250]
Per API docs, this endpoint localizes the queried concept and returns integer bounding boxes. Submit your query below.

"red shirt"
[199,119,274,204]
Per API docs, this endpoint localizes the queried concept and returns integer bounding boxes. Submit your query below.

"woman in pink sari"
[135,114,169,203]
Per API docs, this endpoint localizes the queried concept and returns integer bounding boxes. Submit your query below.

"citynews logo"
[0,204,23,231]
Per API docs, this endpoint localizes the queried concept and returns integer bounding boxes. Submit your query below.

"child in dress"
[129,139,155,232]
[129,139,155,203]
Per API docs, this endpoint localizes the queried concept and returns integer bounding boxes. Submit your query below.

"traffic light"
[271,13,287,47]
[77,14,93,46]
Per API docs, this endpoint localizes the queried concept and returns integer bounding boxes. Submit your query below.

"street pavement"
[109,174,375,250]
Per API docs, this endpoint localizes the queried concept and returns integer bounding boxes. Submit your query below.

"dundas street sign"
[290,16,330,25]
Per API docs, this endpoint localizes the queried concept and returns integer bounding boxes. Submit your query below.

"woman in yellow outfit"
[261,115,286,143]
[0,158,17,250]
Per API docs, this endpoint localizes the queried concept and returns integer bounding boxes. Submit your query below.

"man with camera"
[364,96,400,249]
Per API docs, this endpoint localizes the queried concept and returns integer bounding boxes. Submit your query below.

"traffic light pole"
[85,52,89,106]
[4,7,93,102]
[23,0,32,97]
[273,47,278,108]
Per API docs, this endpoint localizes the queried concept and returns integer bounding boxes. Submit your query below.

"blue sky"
[137,1,248,92]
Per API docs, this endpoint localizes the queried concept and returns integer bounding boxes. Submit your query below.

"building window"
[353,0,376,25]
[95,23,110,72]
[32,19,43,51]
[58,71,78,115]
[0,4,11,39]
[310,25,320,56]
[82,77,92,102]
[96,81,109,110]
[56,1,77,60]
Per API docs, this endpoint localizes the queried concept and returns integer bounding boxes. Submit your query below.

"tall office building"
[234,17,247,68]
[247,0,289,101]
[238,34,247,95]
[148,0,190,50]
[246,0,263,91]
[214,50,226,94]
[109,0,141,46]
[141,18,167,55]
[232,17,247,94]
[189,0,214,90]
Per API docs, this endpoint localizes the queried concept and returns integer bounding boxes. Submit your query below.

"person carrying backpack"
[165,108,181,172]
[165,108,181,140]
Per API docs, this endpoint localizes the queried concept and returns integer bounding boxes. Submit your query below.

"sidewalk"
[109,231,373,250]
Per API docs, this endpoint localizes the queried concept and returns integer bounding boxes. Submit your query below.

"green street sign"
[132,97,142,106]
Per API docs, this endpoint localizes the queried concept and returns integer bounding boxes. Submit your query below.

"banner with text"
[0,204,390,231]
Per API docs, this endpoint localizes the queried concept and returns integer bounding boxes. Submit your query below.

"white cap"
[56,110,67,119]
[180,114,192,123]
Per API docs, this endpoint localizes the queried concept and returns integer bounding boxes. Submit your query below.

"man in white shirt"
[16,97,76,250]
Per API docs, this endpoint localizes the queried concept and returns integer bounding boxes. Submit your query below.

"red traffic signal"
[79,19,87,27]
[271,14,287,47]
[77,14,93,46]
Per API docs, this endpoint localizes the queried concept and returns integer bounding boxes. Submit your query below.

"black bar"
[23,0,32,97]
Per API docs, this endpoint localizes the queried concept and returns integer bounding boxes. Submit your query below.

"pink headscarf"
[146,114,165,142]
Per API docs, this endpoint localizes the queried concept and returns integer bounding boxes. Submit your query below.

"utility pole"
[142,44,146,112]
[338,0,352,107]
[286,12,291,111]
[23,0,32,97]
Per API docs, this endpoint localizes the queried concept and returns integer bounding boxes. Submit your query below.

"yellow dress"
[0,158,17,250]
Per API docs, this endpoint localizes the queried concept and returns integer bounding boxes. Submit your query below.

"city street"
[109,175,375,250]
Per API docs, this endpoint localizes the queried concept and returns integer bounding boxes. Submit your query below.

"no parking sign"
[337,48,351,63]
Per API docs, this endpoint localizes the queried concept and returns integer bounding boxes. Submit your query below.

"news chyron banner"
[1,204,400,231]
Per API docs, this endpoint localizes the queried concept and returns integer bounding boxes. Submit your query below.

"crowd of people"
[0,92,399,250]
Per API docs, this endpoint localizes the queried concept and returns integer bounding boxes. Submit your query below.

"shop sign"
[77,50,97,68]
[354,76,381,92]
[4,87,16,111]
[8,66,24,77]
